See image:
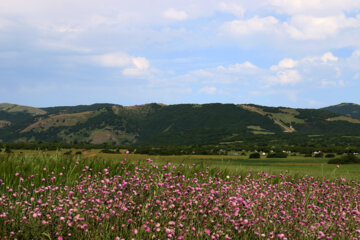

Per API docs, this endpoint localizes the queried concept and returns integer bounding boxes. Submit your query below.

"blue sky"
[0,0,360,108]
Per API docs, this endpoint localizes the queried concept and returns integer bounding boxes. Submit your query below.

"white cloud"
[265,51,355,88]
[163,8,188,21]
[175,50,353,92]
[223,13,360,42]
[167,50,354,93]
[122,58,151,77]
[122,68,147,77]
[217,62,258,73]
[352,49,360,57]
[320,80,337,88]
[199,86,217,94]
[284,14,360,40]
[268,0,360,15]
[37,40,92,53]
[96,53,133,68]
[271,58,298,71]
[218,2,245,17]
[132,57,150,70]
[185,61,260,85]
[320,79,346,88]
[222,16,280,36]
[321,52,338,63]
[301,51,339,64]
[267,70,302,86]
[93,52,151,77]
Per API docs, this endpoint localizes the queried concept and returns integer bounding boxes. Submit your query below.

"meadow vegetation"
[0,152,359,239]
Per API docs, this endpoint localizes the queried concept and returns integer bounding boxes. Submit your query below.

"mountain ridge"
[321,103,360,119]
[0,102,359,145]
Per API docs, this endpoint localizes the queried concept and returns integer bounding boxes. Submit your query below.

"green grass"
[1,151,359,184]
[0,152,359,239]
[247,125,264,130]
[271,113,305,124]
[247,126,275,135]
[251,131,275,135]
[0,103,46,115]
[149,156,359,180]
[327,116,360,124]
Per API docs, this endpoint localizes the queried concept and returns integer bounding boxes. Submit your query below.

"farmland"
[0,151,359,239]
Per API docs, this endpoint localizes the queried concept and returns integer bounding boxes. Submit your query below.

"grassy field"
[5,149,360,180]
[0,152,359,239]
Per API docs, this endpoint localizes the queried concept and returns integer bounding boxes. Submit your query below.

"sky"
[0,0,360,108]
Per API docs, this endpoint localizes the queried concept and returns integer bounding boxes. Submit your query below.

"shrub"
[314,153,323,158]
[267,152,287,158]
[249,152,260,159]
[328,154,360,164]
[325,153,335,158]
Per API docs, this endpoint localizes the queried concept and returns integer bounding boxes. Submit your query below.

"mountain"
[0,103,46,116]
[322,103,360,119]
[0,102,360,145]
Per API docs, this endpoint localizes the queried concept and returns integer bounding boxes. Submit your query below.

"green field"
[2,150,359,181]
[139,154,359,180]
[0,152,359,239]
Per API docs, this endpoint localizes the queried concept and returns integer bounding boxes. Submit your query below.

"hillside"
[0,102,360,145]
[0,103,46,116]
[322,103,360,119]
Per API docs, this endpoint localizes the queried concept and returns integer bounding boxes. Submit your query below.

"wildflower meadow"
[0,153,359,239]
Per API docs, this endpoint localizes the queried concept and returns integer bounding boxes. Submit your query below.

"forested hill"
[0,102,359,145]
[322,103,360,119]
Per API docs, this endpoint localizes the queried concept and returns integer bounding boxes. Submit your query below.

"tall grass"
[0,153,359,239]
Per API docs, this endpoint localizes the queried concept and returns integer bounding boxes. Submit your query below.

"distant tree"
[328,154,360,164]
[249,152,260,159]
[267,152,287,158]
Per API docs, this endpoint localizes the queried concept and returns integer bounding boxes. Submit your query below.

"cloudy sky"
[0,0,360,108]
